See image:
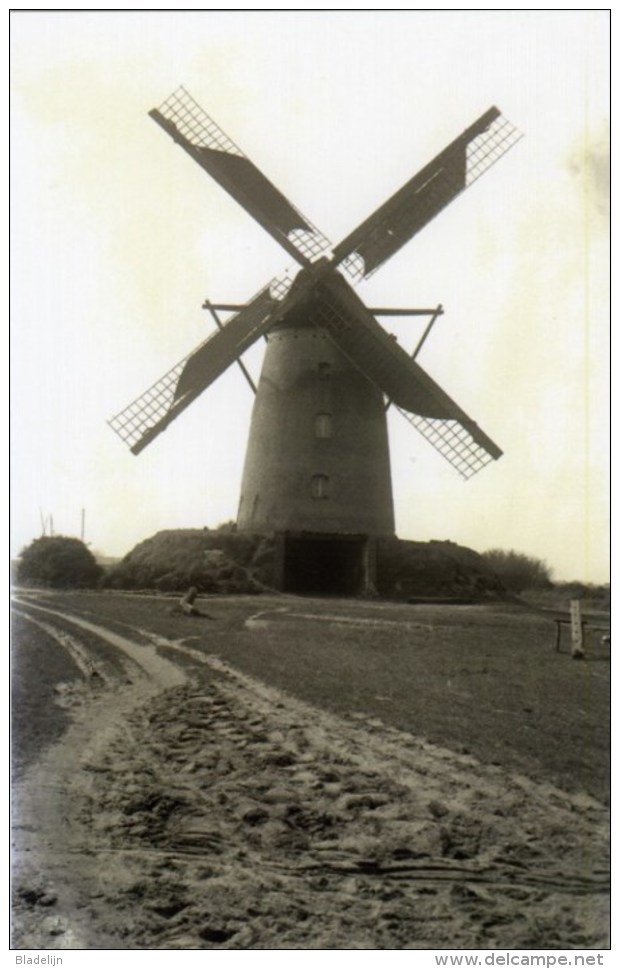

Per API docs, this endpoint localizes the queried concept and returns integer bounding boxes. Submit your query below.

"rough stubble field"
[11,589,610,950]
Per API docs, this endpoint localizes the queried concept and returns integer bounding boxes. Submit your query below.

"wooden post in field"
[570,599,585,659]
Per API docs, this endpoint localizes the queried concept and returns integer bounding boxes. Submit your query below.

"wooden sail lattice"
[395,408,497,479]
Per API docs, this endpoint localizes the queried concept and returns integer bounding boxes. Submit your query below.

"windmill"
[109,87,521,594]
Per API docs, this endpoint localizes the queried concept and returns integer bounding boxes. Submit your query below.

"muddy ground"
[11,590,610,950]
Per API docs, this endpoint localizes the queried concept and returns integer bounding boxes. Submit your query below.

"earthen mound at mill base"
[104,529,505,600]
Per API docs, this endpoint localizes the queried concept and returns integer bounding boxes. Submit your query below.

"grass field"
[11,588,610,949]
[16,590,610,803]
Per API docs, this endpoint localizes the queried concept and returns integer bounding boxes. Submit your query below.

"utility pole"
[80,508,86,543]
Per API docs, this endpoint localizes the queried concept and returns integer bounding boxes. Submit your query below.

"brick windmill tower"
[110,88,521,593]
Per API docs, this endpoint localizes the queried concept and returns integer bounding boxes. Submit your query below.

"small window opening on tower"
[314,413,332,439]
[311,474,329,499]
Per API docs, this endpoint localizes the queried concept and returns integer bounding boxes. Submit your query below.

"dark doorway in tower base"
[282,533,373,596]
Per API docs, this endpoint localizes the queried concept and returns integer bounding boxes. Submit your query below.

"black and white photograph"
[10,9,610,955]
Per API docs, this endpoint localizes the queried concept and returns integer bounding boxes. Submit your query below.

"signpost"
[570,599,585,659]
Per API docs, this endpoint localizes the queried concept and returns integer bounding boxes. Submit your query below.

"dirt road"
[11,591,609,950]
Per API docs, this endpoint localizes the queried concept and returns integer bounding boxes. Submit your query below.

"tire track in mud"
[11,596,187,687]
[12,609,609,949]
[12,608,123,687]
[11,600,190,948]
[244,606,435,633]
[81,675,609,949]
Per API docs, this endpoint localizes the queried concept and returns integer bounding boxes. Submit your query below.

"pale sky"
[11,10,610,582]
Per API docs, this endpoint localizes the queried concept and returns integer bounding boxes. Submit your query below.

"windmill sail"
[333,107,522,278]
[310,274,502,477]
[394,407,499,480]
[150,87,332,266]
[108,283,287,454]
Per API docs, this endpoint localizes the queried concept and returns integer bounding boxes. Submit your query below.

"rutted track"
[12,610,114,684]
[12,595,187,686]
[11,592,610,949]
